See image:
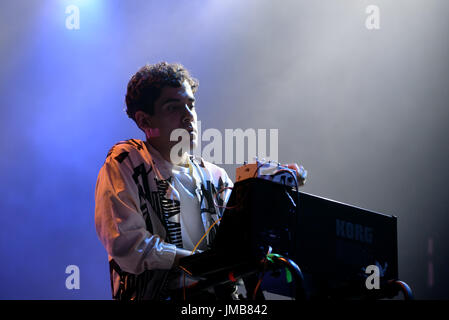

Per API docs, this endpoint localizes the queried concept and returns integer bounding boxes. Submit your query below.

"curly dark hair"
[125,62,199,120]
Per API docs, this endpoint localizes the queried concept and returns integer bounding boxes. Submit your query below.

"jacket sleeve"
[94,154,176,275]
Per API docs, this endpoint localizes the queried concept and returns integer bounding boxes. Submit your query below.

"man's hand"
[173,247,204,269]
[173,247,192,268]
[286,163,307,187]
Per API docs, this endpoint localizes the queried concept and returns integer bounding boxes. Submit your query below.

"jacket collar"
[141,139,210,204]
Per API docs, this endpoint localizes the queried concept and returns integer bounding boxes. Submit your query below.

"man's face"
[146,80,198,161]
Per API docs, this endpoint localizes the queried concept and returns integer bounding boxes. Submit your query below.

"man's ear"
[135,111,150,131]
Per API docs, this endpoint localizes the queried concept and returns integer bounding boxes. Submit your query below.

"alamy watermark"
[365,265,380,290]
[65,5,80,30]
[64,5,380,31]
[365,5,380,30]
[363,262,387,290]
[65,265,80,290]
[170,121,279,165]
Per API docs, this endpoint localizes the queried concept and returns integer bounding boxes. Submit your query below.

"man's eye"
[166,104,195,111]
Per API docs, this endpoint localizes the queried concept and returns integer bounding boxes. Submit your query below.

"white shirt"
[171,163,207,252]
[165,159,209,289]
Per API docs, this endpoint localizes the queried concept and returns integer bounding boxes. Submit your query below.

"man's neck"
[144,140,190,166]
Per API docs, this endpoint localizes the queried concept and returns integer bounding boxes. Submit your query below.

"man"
[95,62,306,300]
[95,62,235,300]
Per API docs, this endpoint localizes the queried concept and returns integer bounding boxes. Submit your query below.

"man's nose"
[182,104,194,123]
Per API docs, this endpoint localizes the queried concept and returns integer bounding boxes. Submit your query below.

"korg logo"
[336,219,373,244]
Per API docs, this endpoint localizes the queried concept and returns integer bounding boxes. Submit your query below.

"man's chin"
[190,135,198,151]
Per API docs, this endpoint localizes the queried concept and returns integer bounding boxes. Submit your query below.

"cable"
[265,253,306,300]
[272,168,300,206]
[192,217,222,255]
[252,246,273,300]
[213,186,237,209]
[180,185,237,300]
[252,276,264,300]
[252,161,303,208]
[253,160,268,178]
[391,280,414,300]
[272,169,298,190]
[181,216,223,300]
